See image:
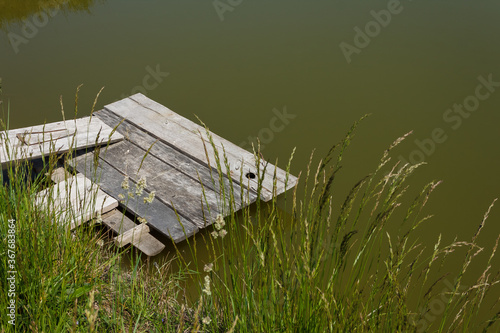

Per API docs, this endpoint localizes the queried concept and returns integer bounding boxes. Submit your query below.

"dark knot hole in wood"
[245,172,256,179]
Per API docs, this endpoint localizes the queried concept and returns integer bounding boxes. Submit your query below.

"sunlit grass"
[180,117,500,332]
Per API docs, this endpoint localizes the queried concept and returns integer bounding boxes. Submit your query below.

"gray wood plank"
[1,116,123,166]
[101,209,165,256]
[101,209,136,234]
[71,153,197,243]
[94,109,257,210]
[42,163,166,255]
[18,129,76,145]
[35,173,118,230]
[129,94,299,195]
[104,96,281,201]
[97,140,223,227]
[50,167,72,183]
[114,224,149,247]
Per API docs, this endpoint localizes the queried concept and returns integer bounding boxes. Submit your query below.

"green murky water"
[1,0,499,299]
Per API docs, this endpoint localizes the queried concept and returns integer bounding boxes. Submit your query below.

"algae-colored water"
[1,0,499,302]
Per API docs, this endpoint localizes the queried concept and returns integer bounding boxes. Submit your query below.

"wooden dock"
[1,94,298,255]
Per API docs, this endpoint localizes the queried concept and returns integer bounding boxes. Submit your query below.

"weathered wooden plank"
[105,96,283,201]
[55,176,117,230]
[38,164,166,255]
[101,209,135,234]
[97,140,224,227]
[35,173,80,209]
[67,186,117,230]
[114,223,149,247]
[17,128,76,145]
[71,152,198,242]
[50,167,72,183]
[0,117,123,166]
[94,109,258,208]
[129,94,298,195]
[35,174,118,230]
[101,210,166,256]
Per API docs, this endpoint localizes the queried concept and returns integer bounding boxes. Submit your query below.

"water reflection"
[0,0,98,28]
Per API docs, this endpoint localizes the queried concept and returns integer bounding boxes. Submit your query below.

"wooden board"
[50,167,72,183]
[35,173,118,230]
[101,209,166,256]
[0,116,123,166]
[129,93,299,194]
[17,128,76,145]
[96,140,227,226]
[38,164,165,255]
[94,109,258,211]
[114,223,149,247]
[71,153,198,242]
[104,94,298,201]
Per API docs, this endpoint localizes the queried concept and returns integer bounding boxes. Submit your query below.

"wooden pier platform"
[1,94,298,254]
[72,93,298,242]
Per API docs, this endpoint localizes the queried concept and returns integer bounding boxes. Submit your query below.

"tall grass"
[180,117,500,332]
[0,92,193,332]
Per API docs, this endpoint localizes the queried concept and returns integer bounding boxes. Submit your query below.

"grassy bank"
[0,92,499,332]
[0,94,195,331]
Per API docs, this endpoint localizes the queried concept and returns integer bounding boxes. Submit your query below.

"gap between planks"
[104,94,298,202]
[71,153,198,242]
[94,109,258,210]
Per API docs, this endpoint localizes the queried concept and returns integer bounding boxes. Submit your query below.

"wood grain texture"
[0,116,123,166]
[94,109,257,210]
[96,140,224,227]
[17,129,76,145]
[71,152,198,242]
[104,95,298,201]
[129,94,298,194]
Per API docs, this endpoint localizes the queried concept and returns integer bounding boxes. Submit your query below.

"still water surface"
[1,0,499,296]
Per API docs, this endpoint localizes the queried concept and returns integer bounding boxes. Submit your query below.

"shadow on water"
[0,0,100,29]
